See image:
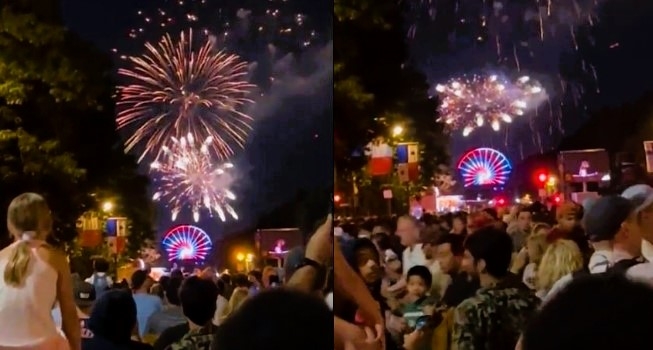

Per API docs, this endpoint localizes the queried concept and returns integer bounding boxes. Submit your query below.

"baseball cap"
[584,196,634,242]
[74,281,96,308]
[622,184,653,214]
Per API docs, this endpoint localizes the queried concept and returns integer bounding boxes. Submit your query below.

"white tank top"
[0,241,59,346]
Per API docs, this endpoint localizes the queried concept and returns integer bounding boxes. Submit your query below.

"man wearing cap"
[543,195,653,303]
[622,184,653,261]
[74,281,96,339]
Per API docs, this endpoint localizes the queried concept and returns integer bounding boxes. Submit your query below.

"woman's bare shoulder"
[35,244,68,271]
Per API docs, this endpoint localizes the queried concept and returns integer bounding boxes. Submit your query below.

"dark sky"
[407,0,653,163]
[60,0,333,235]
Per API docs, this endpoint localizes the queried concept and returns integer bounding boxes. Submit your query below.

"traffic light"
[537,172,548,183]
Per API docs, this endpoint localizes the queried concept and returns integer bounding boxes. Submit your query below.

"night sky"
[406,0,653,164]
[60,0,333,235]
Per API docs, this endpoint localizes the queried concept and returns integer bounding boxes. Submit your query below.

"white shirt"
[85,272,114,287]
[212,295,229,326]
[522,263,538,290]
[402,244,426,275]
[588,250,612,274]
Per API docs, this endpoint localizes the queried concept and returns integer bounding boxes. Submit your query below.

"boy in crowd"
[74,281,96,339]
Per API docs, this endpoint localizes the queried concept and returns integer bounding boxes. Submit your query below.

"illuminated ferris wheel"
[162,225,212,261]
[457,147,512,187]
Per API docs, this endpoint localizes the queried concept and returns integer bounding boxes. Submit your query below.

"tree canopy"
[335,0,448,214]
[0,0,153,249]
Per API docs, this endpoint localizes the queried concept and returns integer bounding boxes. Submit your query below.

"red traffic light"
[538,173,548,183]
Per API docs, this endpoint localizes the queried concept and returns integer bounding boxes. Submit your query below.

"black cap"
[74,281,96,308]
[584,196,634,242]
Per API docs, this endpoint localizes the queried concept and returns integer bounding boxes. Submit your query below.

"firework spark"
[117,29,256,162]
[150,133,238,223]
[436,74,546,137]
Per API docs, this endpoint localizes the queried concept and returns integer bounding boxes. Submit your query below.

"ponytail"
[4,241,32,286]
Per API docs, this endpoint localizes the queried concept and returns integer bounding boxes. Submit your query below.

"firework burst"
[436,74,546,137]
[117,29,256,162]
[150,133,238,223]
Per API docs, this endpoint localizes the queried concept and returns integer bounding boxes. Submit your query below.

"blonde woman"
[219,287,249,322]
[521,227,550,290]
[536,239,584,300]
[0,193,80,350]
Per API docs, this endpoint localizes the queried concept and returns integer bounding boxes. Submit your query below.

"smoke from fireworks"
[436,74,546,137]
[117,30,256,162]
[150,133,238,223]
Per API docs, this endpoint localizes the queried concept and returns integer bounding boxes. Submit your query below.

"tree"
[0,0,153,248]
[334,0,449,215]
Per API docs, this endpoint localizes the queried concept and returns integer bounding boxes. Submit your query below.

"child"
[401,265,436,330]
[85,258,112,299]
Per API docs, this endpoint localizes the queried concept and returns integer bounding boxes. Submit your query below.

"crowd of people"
[0,192,334,350]
[333,183,653,350]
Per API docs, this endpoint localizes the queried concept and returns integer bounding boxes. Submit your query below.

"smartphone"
[414,315,430,331]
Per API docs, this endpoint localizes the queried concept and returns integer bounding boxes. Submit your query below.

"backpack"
[92,274,109,298]
[573,257,645,279]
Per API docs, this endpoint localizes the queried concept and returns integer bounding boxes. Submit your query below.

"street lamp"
[102,201,114,213]
[236,252,245,262]
[392,125,404,137]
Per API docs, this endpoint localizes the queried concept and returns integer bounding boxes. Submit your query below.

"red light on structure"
[498,198,506,205]
[334,194,341,203]
[538,173,548,183]
[553,195,561,203]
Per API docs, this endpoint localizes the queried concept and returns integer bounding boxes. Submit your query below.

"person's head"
[585,195,642,257]
[462,227,512,281]
[406,265,432,298]
[466,211,495,234]
[383,249,402,275]
[130,269,154,292]
[396,215,422,247]
[531,222,551,236]
[212,289,332,350]
[526,231,549,265]
[420,227,442,260]
[232,273,250,290]
[434,234,465,275]
[523,274,653,350]
[451,213,467,234]
[164,277,182,306]
[179,276,219,327]
[517,207,533,231]
[74,281,96,315]
[353,238,382,284]
[93,258,110,273]
[170,269,184,280]
[248,270,263,287]
[262,266,278,288]
[536,239,583,291]
[4,193,52,286]
[88,290,137,344]
[622,184,653,244]
[556,202,581,232]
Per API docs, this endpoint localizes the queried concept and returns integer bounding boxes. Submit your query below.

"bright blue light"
[457,148,512,187]
[162,225,213,261]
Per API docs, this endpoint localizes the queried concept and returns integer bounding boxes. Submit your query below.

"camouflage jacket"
[167,326,214,350]
[451,279,540,350]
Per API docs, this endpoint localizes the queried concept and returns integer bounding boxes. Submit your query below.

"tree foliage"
[0,0,153,247]
[335,0,449,214]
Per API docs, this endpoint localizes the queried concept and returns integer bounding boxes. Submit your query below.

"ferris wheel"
[162,225,212,261]
[457,147,512,187]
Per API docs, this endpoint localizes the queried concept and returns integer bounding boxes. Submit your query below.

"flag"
[77,214,102,248]
[366,139,393,176]
[396,142,420,183]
